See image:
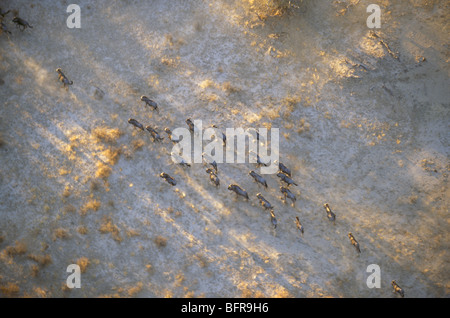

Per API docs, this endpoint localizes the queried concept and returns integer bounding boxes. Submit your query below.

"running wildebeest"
[202,153,218,173]
[185,118,195,133]
[128,118,145,131]
[228,184,249,200]
[256,193,273,210]
[391,281,404,298]
[206,168,220,187]
[160,172,176,186]
[270,210,277,229]
[323,203,336,222]
[295,216,304,235]
[145,125,164,142]
[164,128,181,143]
[141,96,158,112]
[12,17,33,30]
[280,186,296,206]
[277,172,297,187]
[348,232,361,253]
[277,161,291,176]
[56,68,73,90]
[249,170,267,188]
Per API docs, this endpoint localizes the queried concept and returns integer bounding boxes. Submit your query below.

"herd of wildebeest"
[1,7,405,297]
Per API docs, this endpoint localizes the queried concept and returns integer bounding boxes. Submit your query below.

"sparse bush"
[154,235,167,248]
[100,147,122,165]
[127,282,143,297]
[99,216,122,242]
[33,287,48,298]
[59,168,71,176]
[77,225,88,235]
[53,228,69,241]
[222,81,240,94]
[95,162,112,180]
[90,180,101,192]
[30,264,40,277]
[131,139,145,151]
[62,185,71,197]
[194,253,209,268]
[297,118,310,134]
[126,228,140,238]
[64,204,77,214]
[246,0,302,19]
[76,257,89,273]
[92,127,123,144]
[28,253,52,266]
[5,241,27,256]
[0,282,20,296]
[80,199,101,216]
[239,285,265,298]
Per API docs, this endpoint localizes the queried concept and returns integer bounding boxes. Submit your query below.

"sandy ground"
[0,0,449,297]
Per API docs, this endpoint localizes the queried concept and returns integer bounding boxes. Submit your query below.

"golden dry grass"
[222,81,240,94]
[52,228,69,241]
[199,79,215,89]
[175,273,185,287]
[99,216,122,242]
[92,127,123,144]
[282,94,302,113]
[296,118,311,134]
[161,56,180,67]
[76,257,89,273]
[131,139,145,151]
[145,263,153,274]
[33,287,48,298]
[30,264,40,277]
[28,253,52,266]
[194,253,209,268]
[59,168,71,176]
[127,282,143,297]
[239,286,265,298]
[80,199,101,216]
[62,185,72,197]
[0,282,20,296]
[246,0,298,19]
[4,241,27,256]
[95,162,112,180]
[99,147,122,165]
[77,225,88,235]
[125,228,140,238]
